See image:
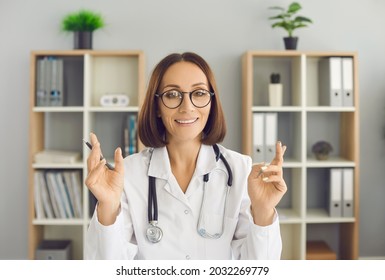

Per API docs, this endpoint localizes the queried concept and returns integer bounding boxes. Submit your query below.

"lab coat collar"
[147,144,224,204]
[194,144,218,177]
[147,144,219,180]
[147,146,171,180]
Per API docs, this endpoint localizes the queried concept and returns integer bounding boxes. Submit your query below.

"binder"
[342,57,354,107]
[264,113,277,162]
[328,168,342,217]
[319,57,343,106]
[36,58,49,106]
[342,168,354,217]
[252,113,265,163]
[49,58,64,106]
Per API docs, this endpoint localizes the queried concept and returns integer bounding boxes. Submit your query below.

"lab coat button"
[184,210,189,214]
[186,255,191,260]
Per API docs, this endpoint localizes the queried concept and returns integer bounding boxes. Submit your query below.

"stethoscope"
[146,144,233,243]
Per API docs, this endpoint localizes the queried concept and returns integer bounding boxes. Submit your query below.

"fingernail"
[263,177,269,182]
[261,165,267,171]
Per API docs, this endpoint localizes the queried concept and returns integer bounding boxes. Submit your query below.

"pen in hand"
[83,139,115,170]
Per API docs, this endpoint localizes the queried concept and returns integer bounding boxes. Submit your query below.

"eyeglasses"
[155,89,214,109]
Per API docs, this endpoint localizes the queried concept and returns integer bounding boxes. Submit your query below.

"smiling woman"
[139,52,226,148]
[84,52,288,260]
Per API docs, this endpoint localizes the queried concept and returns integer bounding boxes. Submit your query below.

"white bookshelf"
[242,51,359,260]
[28,50,145,259]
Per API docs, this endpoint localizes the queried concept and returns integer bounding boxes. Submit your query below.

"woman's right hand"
[85,133,124,225]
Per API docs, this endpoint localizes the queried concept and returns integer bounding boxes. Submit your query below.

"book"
[129,114,137,154]
[70,171,83,218]
[37,171,54,219]
[121,114,130,157]
[63,171,82,218]
[34,172,45,219]
[121,113,138,156]
[44,171,62,218]
[55,173,74,218]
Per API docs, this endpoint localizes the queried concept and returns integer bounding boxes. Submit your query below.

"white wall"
[1,0,384,259]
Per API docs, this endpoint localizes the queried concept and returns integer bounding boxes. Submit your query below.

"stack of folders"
[34,170,83,219]
[253,112,277,163]
[328,168,354,217]
[122,113,138,157]
[36,56,64,106]
[318,57,354,107]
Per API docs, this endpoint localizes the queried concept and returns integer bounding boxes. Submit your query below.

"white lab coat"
[85,144,282,260]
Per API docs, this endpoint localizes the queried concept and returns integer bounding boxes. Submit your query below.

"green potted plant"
[268,2,312,50]
[61,9,105,49]
[312,141,333,160]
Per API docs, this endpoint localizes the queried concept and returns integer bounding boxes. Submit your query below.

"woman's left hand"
[247,141,287,225]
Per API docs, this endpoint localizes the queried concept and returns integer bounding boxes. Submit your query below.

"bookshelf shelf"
[33,219,85,226]
[28,50,145,259]
[33,107,84,112]
[242,50,359,260]
[88,106,140,112]
[32,162,84,169]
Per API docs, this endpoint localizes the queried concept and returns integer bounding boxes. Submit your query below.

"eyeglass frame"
[155,89,215,109]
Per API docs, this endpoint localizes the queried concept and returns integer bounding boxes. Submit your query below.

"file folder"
[252,113,265,163]
[328,168,342,217]
[319,57,343,106]
[264,113,277,162]
[342,168,354,217]
[342,57,354,107]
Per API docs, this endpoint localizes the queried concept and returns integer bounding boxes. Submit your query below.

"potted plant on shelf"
[268,2,313,50]
[312,141,333,160]
[61,9,105,49]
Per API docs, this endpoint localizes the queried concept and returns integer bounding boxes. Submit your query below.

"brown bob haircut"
[138,52,227,148]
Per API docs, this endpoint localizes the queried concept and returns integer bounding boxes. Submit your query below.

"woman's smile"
[175,118,198,125]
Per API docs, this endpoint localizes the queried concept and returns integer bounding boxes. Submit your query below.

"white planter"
[269,83,283,106]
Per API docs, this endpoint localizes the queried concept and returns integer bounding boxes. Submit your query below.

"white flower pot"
[269,83,283,106]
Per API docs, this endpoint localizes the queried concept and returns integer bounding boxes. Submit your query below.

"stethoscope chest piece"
[146,221,163,243]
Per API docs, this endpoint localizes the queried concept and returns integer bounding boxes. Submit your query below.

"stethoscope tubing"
[148,176,157,222]
[146,144,233,243]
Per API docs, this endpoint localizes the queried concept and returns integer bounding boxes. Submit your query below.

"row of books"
[34,170,83,219]
[121,113,138,157]
[36,56,64,106]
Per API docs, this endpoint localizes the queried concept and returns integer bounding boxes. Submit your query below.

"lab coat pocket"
[201,213,238,259]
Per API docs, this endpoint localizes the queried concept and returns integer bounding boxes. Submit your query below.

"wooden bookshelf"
[242,51,359,259]
[28,50,145,259]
